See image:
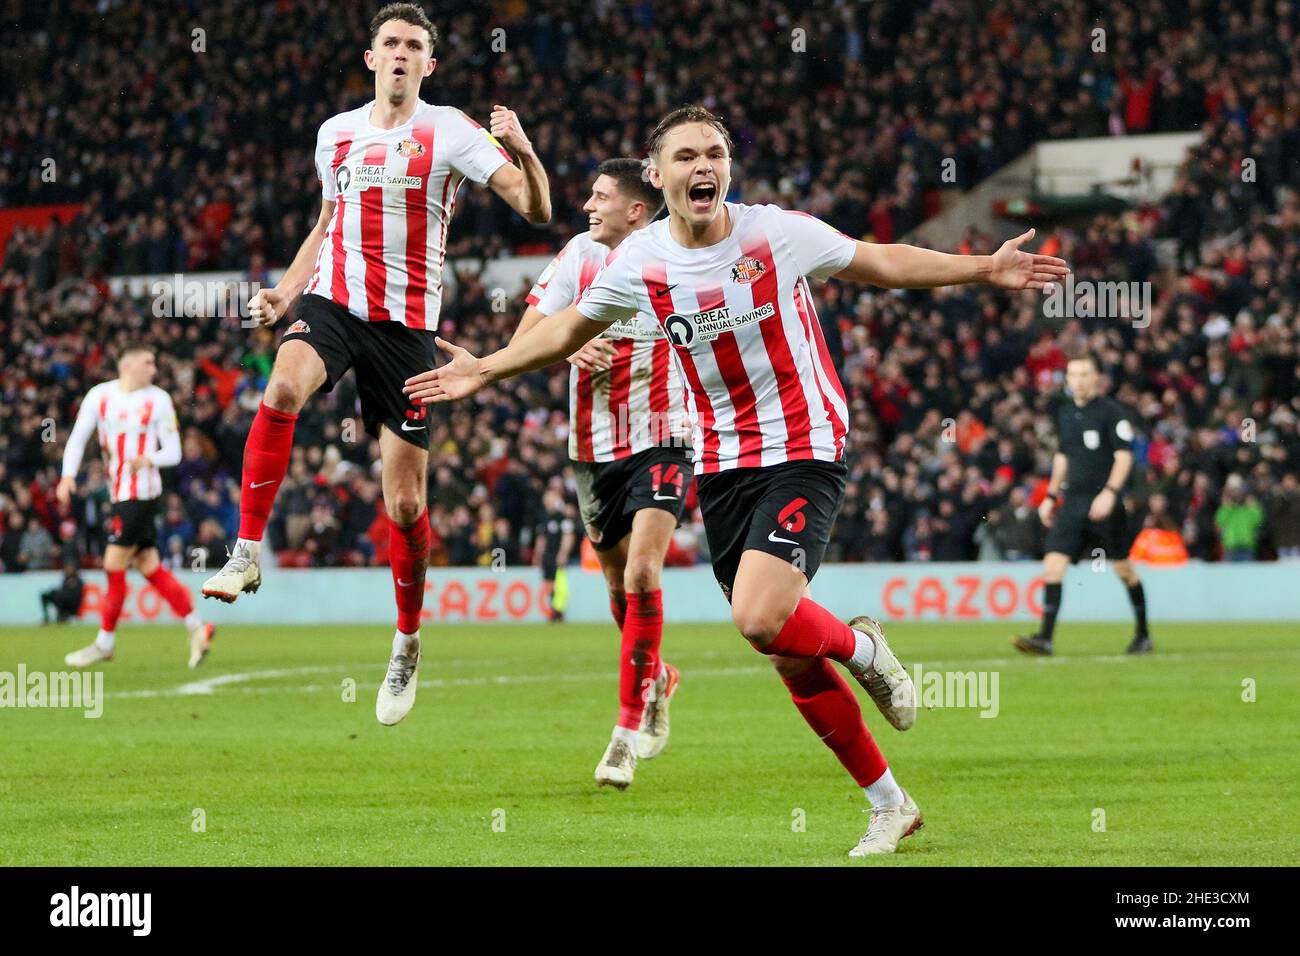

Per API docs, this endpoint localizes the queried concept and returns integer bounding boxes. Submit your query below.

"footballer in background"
[513,158,691,789]
[57,345,216,669]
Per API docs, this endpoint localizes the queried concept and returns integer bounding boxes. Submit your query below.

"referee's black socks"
[1039,582,1063,642]
[1127,581,1148,637]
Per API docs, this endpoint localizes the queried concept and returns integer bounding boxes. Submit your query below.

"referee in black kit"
[1015,354,1153,656]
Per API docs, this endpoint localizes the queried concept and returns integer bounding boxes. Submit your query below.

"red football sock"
[237,402,297,541]
[617,589,663,730]
[609,590,627,630]
[780,658,888,787]
[759,597,856,661]
[389,508,430,635]
[145,566,193,618]
[102,569,127,633]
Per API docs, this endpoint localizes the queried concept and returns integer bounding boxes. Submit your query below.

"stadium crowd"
[2,0,1298,573]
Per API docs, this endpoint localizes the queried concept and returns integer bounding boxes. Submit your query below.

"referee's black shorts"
[281,293,438,449]
[1043,496,1137,562]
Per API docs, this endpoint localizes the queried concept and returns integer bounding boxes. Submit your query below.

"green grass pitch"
[1,620,1295,865]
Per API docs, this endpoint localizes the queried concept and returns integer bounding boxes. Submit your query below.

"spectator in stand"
[19,516,56,571]
[1130,493,1191,565]
[1215,477,1264,561]
[2,0,1298,573]
[302,499,341,568]
[988,487,1041,560]
[1,511,29,572]
[1269,473,1300,560]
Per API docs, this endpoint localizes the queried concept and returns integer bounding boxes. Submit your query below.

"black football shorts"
[281,293,439,449]
[1043,495,1137,562]
[106,498,160,550]
[572,445,693,552]
[695,458,846,599]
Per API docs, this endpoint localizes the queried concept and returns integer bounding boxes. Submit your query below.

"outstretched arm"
[404,304,605,404]
[837,229,1068,290]
[511,304,618,372]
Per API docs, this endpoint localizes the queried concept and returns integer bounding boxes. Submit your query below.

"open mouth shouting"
[687,180,718,213]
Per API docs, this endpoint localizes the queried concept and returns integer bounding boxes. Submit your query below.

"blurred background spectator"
[2,0,1297,572]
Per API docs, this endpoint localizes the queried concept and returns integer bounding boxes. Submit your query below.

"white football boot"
[848,791,924,857]
[188,622,216,669]
[375,642,421,726]
[637,663,680,760]
[847,615,916,731]
[594,735,637,789]
[201,542,262,604]
[65,642,114,668]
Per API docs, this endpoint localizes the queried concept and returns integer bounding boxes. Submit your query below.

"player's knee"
[602,563,625,591]
[622,556,661,593]
[385,492,424,528]
[263,374,308,414]
[732,605,784,648]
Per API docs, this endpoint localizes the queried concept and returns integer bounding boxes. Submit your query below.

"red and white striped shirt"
[527,232,690,462]
[303,100,511,328]
[576,203,854,474]
[62,381,181,502]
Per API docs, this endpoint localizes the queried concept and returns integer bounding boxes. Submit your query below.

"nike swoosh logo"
[655,284,678,297]
[250,480,275,488]
[768,530,798,545]
[652,492,679,500]
[397,578,414,587]
[400,421,426,431]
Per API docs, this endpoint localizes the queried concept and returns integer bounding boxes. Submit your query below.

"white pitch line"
[105,663,774,699]
[97,645,1299,701]
[109,664,374,699]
